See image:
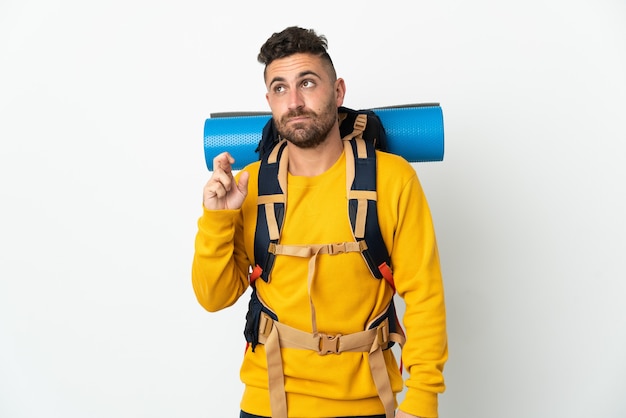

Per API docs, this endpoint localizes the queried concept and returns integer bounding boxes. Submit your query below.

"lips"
[288,116,309,123]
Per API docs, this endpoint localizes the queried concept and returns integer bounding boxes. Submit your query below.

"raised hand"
[203,152,250,210]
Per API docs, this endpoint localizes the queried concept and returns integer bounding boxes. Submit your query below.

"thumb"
[237,170,250,196]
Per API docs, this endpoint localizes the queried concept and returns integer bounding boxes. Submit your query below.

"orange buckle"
[250,265,263,282]
[378,262,395,291]
[317,333,342,355]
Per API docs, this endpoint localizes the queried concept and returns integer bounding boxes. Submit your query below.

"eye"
[273,85,286,94]
[302,79,315,89]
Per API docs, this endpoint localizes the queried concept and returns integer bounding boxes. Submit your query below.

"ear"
[335,78,346,107]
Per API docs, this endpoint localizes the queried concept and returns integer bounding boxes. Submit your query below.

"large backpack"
[250,106,393,286]
[243,106,405,418]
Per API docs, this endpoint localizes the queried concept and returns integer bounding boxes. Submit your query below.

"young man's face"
[264,53,346,149]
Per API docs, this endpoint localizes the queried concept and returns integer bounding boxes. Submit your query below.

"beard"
[274,99,338,149]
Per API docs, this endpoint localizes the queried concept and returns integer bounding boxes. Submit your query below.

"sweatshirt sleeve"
[191,206,250,312]
[393,172,448,418]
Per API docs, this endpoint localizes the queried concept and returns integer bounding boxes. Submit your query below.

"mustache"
[281,109,316,122]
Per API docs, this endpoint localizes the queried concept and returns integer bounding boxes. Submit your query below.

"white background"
[1,1,625,417]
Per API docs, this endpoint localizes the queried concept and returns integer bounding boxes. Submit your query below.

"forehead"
[264,53,330,84]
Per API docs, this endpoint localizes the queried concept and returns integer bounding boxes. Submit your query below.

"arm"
[191,152,251,312]
[393,173,448,418]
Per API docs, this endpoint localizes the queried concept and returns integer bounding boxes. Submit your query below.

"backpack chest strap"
[269,241,366,257]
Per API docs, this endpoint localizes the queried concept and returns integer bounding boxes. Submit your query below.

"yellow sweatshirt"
[192,150,447,417]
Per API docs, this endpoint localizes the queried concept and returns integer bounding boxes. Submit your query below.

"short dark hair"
[258,26,336,79]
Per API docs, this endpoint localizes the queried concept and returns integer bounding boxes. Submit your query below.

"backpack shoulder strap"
[341,112,394,290]
[251,139,288,283]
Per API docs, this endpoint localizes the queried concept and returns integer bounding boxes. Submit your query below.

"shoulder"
[375,150,428,204]
[376,151,419,182]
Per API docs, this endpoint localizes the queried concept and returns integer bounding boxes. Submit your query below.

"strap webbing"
[270,241,365,258]
[264,323,287,418]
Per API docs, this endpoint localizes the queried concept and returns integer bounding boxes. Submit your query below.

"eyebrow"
[268,70,322,88]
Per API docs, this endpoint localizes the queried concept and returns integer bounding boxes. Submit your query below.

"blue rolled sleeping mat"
[203,103,444,171]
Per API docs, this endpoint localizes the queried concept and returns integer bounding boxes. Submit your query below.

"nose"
[287,88,304,111]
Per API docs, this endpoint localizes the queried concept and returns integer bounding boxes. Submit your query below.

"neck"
[286,135,344,177]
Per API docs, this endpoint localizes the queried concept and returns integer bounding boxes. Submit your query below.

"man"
[192,26,447,418]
